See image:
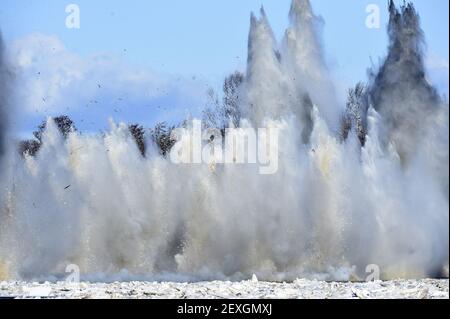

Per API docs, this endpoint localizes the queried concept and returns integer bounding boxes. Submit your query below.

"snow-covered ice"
[0,279,448,299]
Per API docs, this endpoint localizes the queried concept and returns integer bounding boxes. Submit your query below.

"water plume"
[0,0,448,281]
[0,31,8,158]
[0,30,13,280]
[368,1,444,165]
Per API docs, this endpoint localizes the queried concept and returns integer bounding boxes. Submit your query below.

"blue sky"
[0,0,448,135]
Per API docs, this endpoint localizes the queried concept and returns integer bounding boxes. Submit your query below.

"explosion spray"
[0,0,448,281]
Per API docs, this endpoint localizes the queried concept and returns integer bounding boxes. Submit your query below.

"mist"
[0,31,8,158]
[0,0,448,282]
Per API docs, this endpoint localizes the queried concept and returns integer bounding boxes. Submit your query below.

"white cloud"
[6,33,208,132]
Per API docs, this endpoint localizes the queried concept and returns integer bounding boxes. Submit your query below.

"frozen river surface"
[0,279,448,299]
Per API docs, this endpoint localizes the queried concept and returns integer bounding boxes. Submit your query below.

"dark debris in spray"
[367,0,442,163]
